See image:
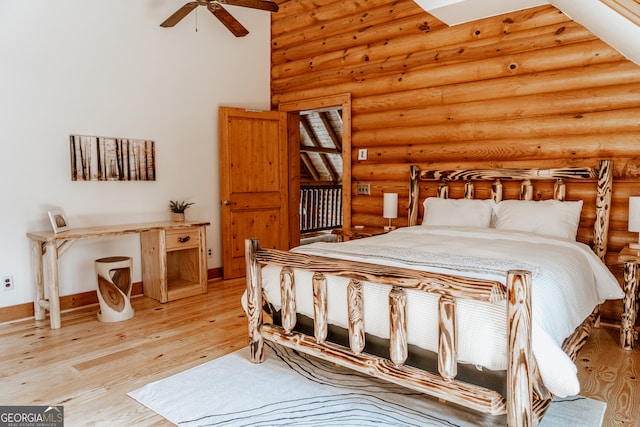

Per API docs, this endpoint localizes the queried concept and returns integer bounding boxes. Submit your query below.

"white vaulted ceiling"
[413,0,640,65]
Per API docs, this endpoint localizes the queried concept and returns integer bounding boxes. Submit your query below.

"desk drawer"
[165,228,200,250]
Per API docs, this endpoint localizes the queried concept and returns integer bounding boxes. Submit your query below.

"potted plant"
[169,200,195,222]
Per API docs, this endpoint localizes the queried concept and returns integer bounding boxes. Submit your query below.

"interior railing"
[300,185,342,234]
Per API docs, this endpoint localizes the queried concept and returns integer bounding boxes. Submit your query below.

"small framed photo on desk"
[48,210,69,233]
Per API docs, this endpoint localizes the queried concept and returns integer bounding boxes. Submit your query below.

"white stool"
[94,256,134,322]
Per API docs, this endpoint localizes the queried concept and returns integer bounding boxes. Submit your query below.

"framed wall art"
[69,134,156,181]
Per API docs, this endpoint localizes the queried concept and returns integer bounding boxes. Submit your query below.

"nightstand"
[141,224,208,303]
[333,227,391,242]
[618,246,640,350]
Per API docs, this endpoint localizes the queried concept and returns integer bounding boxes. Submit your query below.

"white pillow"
[493,199,583,240]
[422,197,494,228]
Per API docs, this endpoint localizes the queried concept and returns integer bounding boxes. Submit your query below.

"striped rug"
[129,342,606,426]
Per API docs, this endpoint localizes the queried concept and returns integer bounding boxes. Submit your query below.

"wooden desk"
[27,221,210,329]
[619,246,640,350]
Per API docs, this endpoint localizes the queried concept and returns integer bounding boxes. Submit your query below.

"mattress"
[255,225,624,397]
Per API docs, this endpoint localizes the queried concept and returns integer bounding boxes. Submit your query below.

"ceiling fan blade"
[207,3,249,37]
[160,2,199,27]
[216,0,279,12]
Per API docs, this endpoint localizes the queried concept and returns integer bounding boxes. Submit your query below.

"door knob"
[223,200,231,206]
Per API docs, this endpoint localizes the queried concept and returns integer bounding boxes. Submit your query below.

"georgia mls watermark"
[0,406,63,427]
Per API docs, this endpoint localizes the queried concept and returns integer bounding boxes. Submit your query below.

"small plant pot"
[171,212,185,222]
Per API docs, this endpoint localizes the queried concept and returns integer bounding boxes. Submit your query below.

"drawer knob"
[178,236,191,243]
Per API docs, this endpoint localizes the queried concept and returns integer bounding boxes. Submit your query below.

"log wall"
[270,0,640,322]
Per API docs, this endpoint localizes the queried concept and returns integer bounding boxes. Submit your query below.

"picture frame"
[69,134,156,181]
[48,210,69,234]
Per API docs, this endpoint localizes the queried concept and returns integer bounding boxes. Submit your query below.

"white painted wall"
[0,1,272,309]
[553,0,640,66]
[413,0,547,26]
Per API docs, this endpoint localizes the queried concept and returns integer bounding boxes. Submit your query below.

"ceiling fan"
[160,0,279,37]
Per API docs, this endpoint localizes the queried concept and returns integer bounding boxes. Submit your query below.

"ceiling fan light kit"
[160,0,279,37]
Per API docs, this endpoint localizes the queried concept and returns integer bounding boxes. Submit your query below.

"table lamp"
[629,196,640,249]
[383,193,398,231]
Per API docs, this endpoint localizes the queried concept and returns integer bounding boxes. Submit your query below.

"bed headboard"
[408,160,613,261]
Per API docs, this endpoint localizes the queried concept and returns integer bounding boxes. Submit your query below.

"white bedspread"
[258,226,623,397]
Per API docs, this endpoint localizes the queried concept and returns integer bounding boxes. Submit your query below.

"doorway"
[279,94,352,248]
[298,107,343,244]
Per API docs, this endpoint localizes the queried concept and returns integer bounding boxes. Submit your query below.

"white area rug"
[129,343,606,426]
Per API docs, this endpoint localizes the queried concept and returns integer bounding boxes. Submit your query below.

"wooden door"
[219,107,289,279]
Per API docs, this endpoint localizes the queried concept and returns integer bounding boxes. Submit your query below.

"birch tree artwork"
[70,135,156,181]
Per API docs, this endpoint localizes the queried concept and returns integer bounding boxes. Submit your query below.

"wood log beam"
[351,61,640,114]
[272,0,424,50]
[300,145,341,155]
[351,82,640,131]
[300,152,320,181]
[351,110,640,148]
[319,111,343,152]
[273,40,621,104]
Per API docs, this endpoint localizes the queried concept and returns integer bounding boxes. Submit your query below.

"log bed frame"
[245,160,613,426]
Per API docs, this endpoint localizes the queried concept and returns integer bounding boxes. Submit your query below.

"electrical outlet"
[356,183,370,195]
[357,149,368,161]
[3,275,14,291]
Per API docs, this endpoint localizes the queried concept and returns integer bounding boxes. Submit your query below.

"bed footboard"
[245,238,540,426]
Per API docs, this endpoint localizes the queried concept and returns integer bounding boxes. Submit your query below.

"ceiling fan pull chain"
[195,7,198,32]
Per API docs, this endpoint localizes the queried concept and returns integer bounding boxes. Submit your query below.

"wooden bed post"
[246,238,264,363]
[409,165,419,226]
[280,267,297,333]
[348,280,365,354]
[492,179,503,203]
[313,273,328,343]
[464,180,474,199]
[506,270,533,427]
[389,286,408,366]
[438,295,457,381]
[593,159,613,261]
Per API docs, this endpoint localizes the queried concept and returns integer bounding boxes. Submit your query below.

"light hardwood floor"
[0,278,638,426]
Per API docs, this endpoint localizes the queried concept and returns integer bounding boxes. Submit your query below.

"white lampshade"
[629,197,640,232]
[383,193,398,219]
